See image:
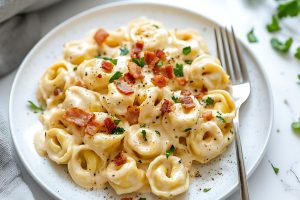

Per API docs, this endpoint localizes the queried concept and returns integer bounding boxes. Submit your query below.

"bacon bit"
[53,87,62,96]
[151,75,168,88]
[131,41,144,58]
[84,121,106,136]
[94,28,109,45]
[75,81,87,88]
[104,117,116,134]
[180,96,195,110]
[202,111,213,121]
[194,91,206,99]
[201,86,208,93]
[176,77,188,86]
[181,89,192,96]
[63,107,95,127]
[120,198,133,200]
[155,49,166,61]
[163,65,174,79]
[115,81,134,95]
[126,105,140,125]
[97,74,102,78]
[114,152,127,166]
[160,99,174,113]
[122,72,136,84]
[101,60,114,72]
[128,62,144,80]
[144,51,156,64]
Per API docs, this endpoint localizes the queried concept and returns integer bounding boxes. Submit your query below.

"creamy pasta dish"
[34,17,235,198]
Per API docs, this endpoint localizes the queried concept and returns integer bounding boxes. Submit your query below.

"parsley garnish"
[139,198,147,200]
[270,162,279,175]
[28,101,44,113]
[120,47,129,56]
[112,127,125,135]
[109,71,122,83]
[247,28,258,43]
[172,95,181,103]
[184,128,192,132]
[153,24,159,29]
[182,46,191,55]
[203,188,211,192]
[95,55,101,58]
[73,67,78,71]
[266,16,281,32]
[132,57,145,67]
[114,119,121,125]
[277,0,300,19]
[271,37,293,53]
[141,130,147,141]
[295,46,300,59]
[140,124,146,128]
[292,119,300,133]
[157,60,163,67]
[216,111,226,123]
[103,57,118,65]
[166,145,175,158]
[203,97,214,106]
[184,60,193,65]
[173,63,184,77]
[155,130,161,136]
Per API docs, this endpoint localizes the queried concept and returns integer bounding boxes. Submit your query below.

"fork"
[214,26,251,200]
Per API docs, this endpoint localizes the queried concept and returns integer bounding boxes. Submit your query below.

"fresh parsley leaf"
[95,55,101,58]
[184,60,193,64]
[103,57,118,65]
[120,47,129,56]
[182,46,192,55]
[173,63,184,77]
[153,24,159,29]
[166,145,175,158]
[28,101,44,113]
[141,130,147,141]
[172,95,181,103]
[132,57,145,67]
[247,28,258,43]
[271,37,293,53]
[184,128,192,132]
[203,188,211,192]
[139,198,147,200]
[216,111,226,123]
[114,119,121,125]
[277,0,300,19]
[295,46,300,59]
[266,16,281,32]
[203,97,214,106]
[157,60,163,67]
[109,71,122,83]
[292,120,300,133]
[155,130,161,136]
[140,124,146,128]
[270,162,279,175]
[73,67,78,71]
[112,127,125,135]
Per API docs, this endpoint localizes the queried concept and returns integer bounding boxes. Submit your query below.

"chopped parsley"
[184,60,193,65]
[141,130,147,141]
[216,111,226,123]
[157,60,163,67]
[155,130,161,136]
[139,198,147,200]
[182,46,191,55]
[203,188,211,192]
[103,57,118,65]
[173,63,184,77]
[114,119,121,125]
[277,0,300,19]
[153,24,159,29]
[247,28,258,43]
[295,46,300,59]
[132,57,145,67]
[112,127,125,135]
[109,71,123,83]
[166,145,175,159]
[292,119,300,133]
[270,162,279,175]
[120,47,129,56]
[28,101,44,113]
[140,124,146,128]
[184,128,192,132]
[73,67,78,71]
[271,37,293,53]
[172,95,181,103]
[203,97,214,106]
[266,16,281,32]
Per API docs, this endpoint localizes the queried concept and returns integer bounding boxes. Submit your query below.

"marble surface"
[1,0,300,199]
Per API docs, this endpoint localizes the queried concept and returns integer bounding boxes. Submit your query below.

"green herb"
[295,46,300,59]
[140,124,146,128]
[182,46,191,55]
[103,57,118,65]
[247,28,258,43]
[141,130,147,141]
[95,55,101,58]
[292,120,300,133]
[112,127,125,135]
[203,188,211,193]
[271,37,293,53]
[157,60,163,67]
[155,130,161,136]
[139,198,147,200]
[120,47,129,56]
[73,67,78,71]
[216,111,226,123]
[28,101,44,113]
[184,60,193,64]
[203,97,214,106]
[173,63,184,77]
[277,0,300,19]
[153,24,159,29]
[109,71,123,83]
[184,128,192,132]
[266,16,281,32]
[114,119,121,125]
[166,145,175,158]
[132,57,145,67]
[270,162,279,175]
[172,95,181,103]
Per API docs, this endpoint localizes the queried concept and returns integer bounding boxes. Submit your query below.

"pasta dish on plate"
[34,17,235,198]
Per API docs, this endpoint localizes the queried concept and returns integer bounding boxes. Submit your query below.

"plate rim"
[9,1,274,199]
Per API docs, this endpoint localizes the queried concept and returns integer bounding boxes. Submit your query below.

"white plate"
[9,2,273,200]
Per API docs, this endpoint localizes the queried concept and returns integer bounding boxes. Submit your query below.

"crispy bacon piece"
[151,75,168,88]
[126,105,140,125]
[155,49,166,61]
[194,92,205,99]
[128,62,144,80]
[176,77,188,86]
[63,107,95,127]
[144,51,159,69]
[53,87,62,96]
[162,65,174,79]
[180,96,195,110]
[181,89,192,96]
[97,73,102,78]
[84,121,106,136]
[131,41,144,58]
[114,152,127,166]
[122,72,136,84]
[202,111,213,121]
[115,81,134,95]
[94,28,109,45]
[160,99,174,113]
[101,60,114,72]
[104,117,116,134]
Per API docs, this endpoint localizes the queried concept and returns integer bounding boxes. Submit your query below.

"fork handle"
[234,110,250,200]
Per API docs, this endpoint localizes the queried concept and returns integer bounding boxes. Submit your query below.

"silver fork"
[214,26,250,200]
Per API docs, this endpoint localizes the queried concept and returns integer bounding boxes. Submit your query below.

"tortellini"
[147,155,189,198]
